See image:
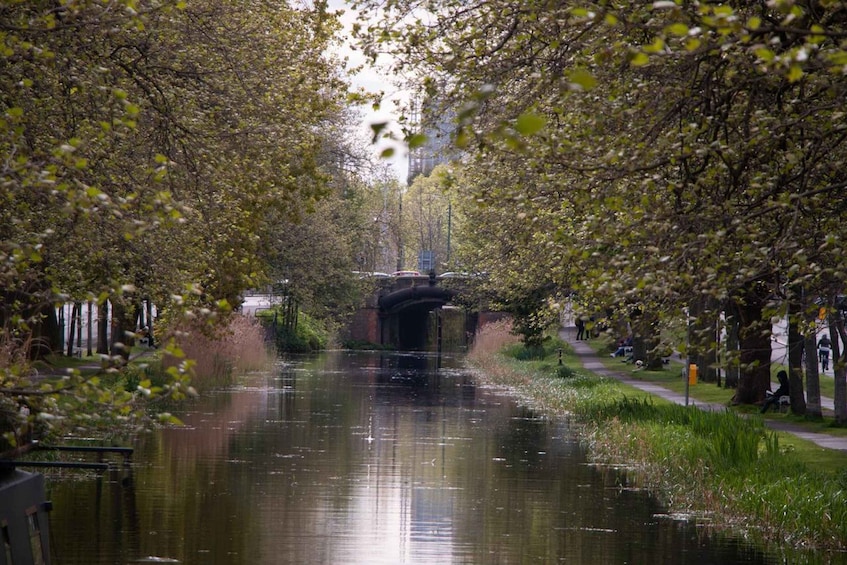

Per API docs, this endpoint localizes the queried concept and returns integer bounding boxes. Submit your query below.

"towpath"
[562,327,847,453]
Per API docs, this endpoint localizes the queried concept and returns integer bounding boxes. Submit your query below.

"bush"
[257,308,328,352]
[503,334,568,361]
[556,364,577,379]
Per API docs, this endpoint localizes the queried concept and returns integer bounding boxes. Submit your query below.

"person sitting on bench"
[610,336,633,358]
[761,370,790,414]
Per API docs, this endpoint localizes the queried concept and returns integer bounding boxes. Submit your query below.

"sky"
[328,0,410,183]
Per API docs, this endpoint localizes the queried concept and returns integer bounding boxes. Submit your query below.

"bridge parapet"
[362,275,438,308]
[388,275,432,290]
[345,273,497,350]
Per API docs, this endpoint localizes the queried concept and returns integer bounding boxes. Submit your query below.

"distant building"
[418,250,435,273]
[407,96,456,184]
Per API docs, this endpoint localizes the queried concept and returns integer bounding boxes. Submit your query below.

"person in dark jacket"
[819,334,832,372]
[761,370,790,413]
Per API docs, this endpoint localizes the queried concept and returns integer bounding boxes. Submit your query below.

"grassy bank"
[467,321,847,552]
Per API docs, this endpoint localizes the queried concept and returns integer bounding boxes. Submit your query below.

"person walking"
[575,317,585,341]
[819,334,832,372]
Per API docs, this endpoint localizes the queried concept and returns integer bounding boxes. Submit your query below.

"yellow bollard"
[688,364,698,386]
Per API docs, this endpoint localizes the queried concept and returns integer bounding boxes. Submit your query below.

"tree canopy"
[353,1,847,409]
[0,0,367,447]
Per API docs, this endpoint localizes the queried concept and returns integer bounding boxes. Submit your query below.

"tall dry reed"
[466,319,539,387]
[467,319,518,362]
[164,314,273,388]
[0,332,29,380]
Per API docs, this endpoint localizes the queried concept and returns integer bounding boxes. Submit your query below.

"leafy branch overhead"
[0,0,359,445]
[354,0,847,407]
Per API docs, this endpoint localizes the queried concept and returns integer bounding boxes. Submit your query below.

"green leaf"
[666,23,688,37]
[370,122,388,142]
[630,52,650,67]
[158,413,184,426]
[755,47,774,62]
[408,133,428,149]
[515,113,546,135]
[643,37,665,53]
[567,68,597,91]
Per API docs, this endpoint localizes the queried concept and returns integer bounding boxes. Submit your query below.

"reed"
[467,319,519,360]
[467,325,847,551]
[164,314,273,389]
[0,331,33,380]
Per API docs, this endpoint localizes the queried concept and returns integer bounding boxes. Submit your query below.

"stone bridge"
[344,274,506,351]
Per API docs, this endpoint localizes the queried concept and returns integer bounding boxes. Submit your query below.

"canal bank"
[465,322,847,556]
[563,328,847,453]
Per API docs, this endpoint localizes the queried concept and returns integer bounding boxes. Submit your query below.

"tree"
[448,157,566,347]
[353,1,847,406]
[0,0,355,448]
[401,165,455,273]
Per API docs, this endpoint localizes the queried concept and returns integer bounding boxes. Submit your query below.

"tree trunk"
[110,300,133,360]
[784,287,806,414]
[733,285,772,405]
[831,318,847,425]
[28,301,61,359]
[804,328,822,420]
[146,299,155,348]
[75,302,82,352]
[97,300,110,355]
[86,301,93,357]
[689,296,719,383]
[2,289,62,359]
[724,303,740,389]
[66,303,77,357]
[632,311,662,369]
[786,307,807,415]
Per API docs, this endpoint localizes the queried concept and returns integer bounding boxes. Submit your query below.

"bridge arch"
[378,285,457,350]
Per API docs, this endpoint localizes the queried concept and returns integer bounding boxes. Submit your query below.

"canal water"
[44,350,790,564]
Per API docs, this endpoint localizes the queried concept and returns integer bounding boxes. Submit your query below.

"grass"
[589,337,847,435]
[467,321,847,552]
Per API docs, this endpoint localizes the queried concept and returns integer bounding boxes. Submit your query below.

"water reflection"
[43,350,835,564]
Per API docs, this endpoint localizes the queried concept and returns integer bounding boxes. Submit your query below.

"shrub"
[257,307,328,352]
[556,364,577,379]
[502,334,567,361]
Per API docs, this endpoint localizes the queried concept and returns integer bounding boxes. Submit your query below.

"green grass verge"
[469,337,847,552]
[587,338,847,440]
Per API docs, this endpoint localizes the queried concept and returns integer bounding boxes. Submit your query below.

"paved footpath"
[562,328,847,453]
